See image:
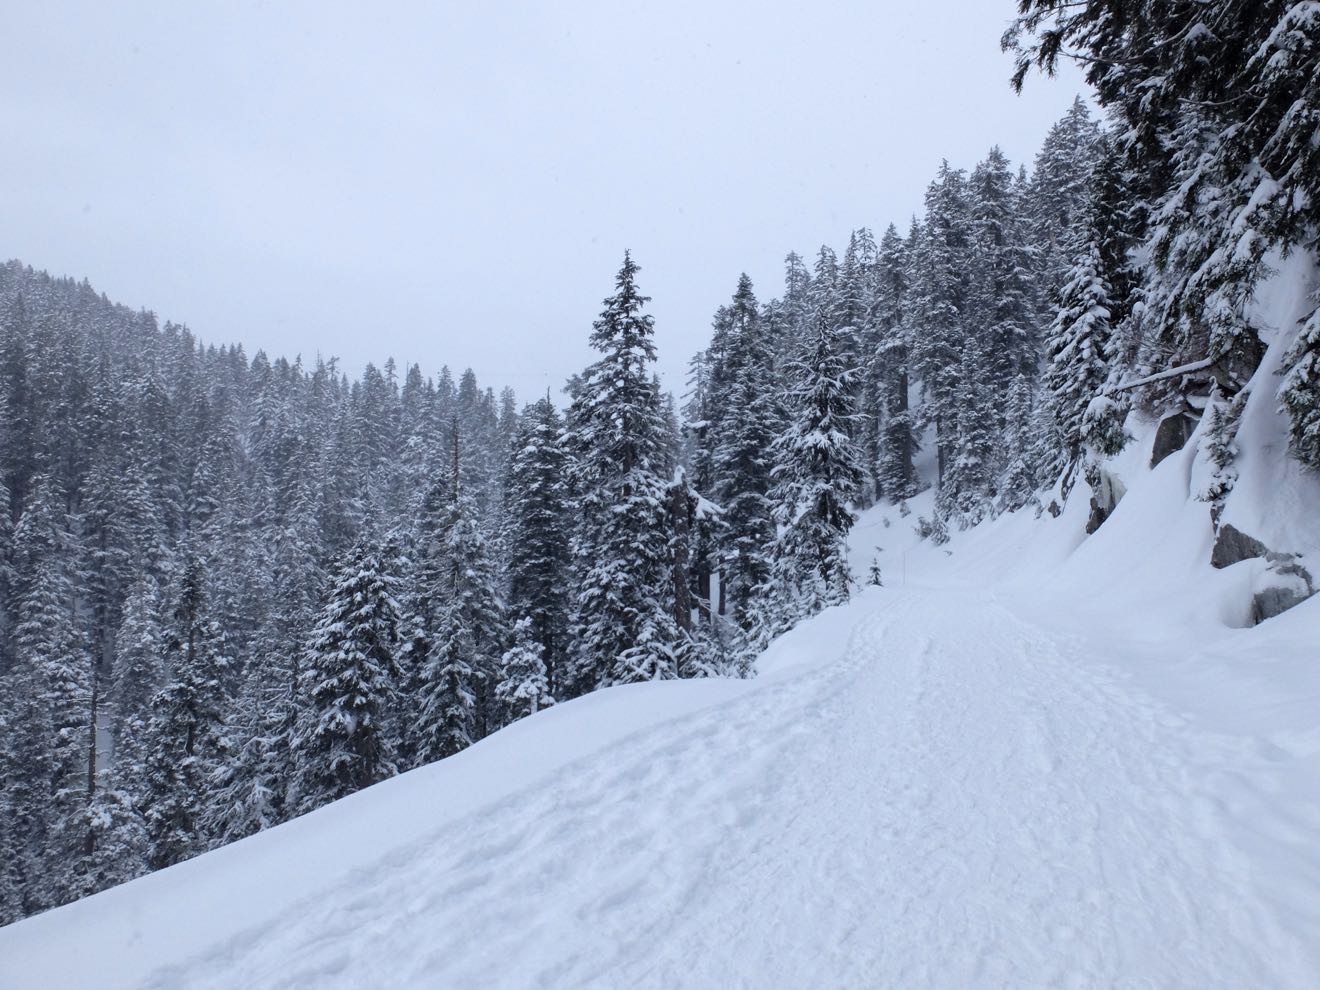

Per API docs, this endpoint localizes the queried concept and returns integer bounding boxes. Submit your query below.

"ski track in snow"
[138,588,1316,989]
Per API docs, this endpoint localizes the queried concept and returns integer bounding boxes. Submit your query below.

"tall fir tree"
[766,312,864,632]
[503,397,570,695]
[289,537,402,814]
[710,275,781,630]
[139,548,230,869]
[873,222,919,498]
[1044,236,1115,474]
[909,162,972,485]
[415,603,477,762]
[566,253,682,691]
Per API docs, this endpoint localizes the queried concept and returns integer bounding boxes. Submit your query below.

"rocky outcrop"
[1085,467,1126,535]
[1251,554,1315,624]
[1210,523,1315,623]
[1150,412,1198,467]
[1210,523,1270,569]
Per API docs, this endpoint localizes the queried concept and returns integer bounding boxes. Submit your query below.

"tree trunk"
[669,482,691,634]
[84,667,99,857]
[896,368,913,490]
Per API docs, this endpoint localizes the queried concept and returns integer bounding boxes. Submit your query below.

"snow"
[4,372,1320,987]
[1229,248,1320,559]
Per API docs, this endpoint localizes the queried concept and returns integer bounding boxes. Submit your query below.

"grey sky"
[2,1,1084,401]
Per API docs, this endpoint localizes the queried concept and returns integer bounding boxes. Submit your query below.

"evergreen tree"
[10,476,96,908]
[767,312,864,629]
[909,162,971,484]
[434,473,506,738]
[1044,237,1115,470]
[1025,97,1102,295]
[873,222,919,498]
[968,146,1040,387]
[494,617,554,725]
[997,376,1040,514]
[415,603,477,762]
[204,647,294,844]
[111,573,165,752]
[938,339,999,526]
[290,537,402,813]
[1195,386,1240,509]
[0,394,16,673]
[1009,2,1320,459]
[566,253,681,691]
[74,785,149,899]
[0,676,29,922]
[139,549,230,868]
[1281,308,1320,471]
[710,275,780,629]
[503,397,569,694]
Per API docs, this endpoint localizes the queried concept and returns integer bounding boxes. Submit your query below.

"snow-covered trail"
[138,588,1317,989]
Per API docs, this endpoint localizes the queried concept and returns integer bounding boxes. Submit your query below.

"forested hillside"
[2,0,1319,930]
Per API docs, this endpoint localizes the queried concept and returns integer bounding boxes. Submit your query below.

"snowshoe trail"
[146,589,1315,988]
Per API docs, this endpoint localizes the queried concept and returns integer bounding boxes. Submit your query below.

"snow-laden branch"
[1106,357,1217,394]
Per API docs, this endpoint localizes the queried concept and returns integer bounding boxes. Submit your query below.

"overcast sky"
[2,1,1085,400]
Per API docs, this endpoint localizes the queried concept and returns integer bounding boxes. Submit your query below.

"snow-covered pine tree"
[968,146,1040,390]
[415,603,477,761]
[1024,97,1102,296]
[73,785,149,900]
[566,253,682,692]
[711,275,781,630]
[909,162,972,485]
[0,673,23,921]
[780,250,813,356]
[139,547,231,868]
[766,310,864,629]
[111,573,165,754]
[203,648,291,845]
[1044,235,1115,475]
[494,616,554,725]
[681,348,720,622]
[997,375,1040,514]
[1195,384,1246,515]
[405,425,506,758]
[0,457,13,672]
[1281,307,1320,470]
[289,536,402,814]
[436,474,507,739]
[837,230,884,504]
[1089,135,1144,341]
[504,396,570,696]
[245,488,323,801]
[10,475,97,908]
[938,338,999,526]
[837,231,877,412]
[685,292,742,620]
[809,245,840,330]
[398,476,450,768]
[873,221,920,499]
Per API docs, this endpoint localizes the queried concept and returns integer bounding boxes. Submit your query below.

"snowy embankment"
[4,281,1320,985]
[0,605,859,988]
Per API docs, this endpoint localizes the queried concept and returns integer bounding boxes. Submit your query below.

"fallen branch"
[1106,357,1216,394]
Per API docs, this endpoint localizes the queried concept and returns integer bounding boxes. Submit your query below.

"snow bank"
[1220,249,1320,559]
[0,670,784,988]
